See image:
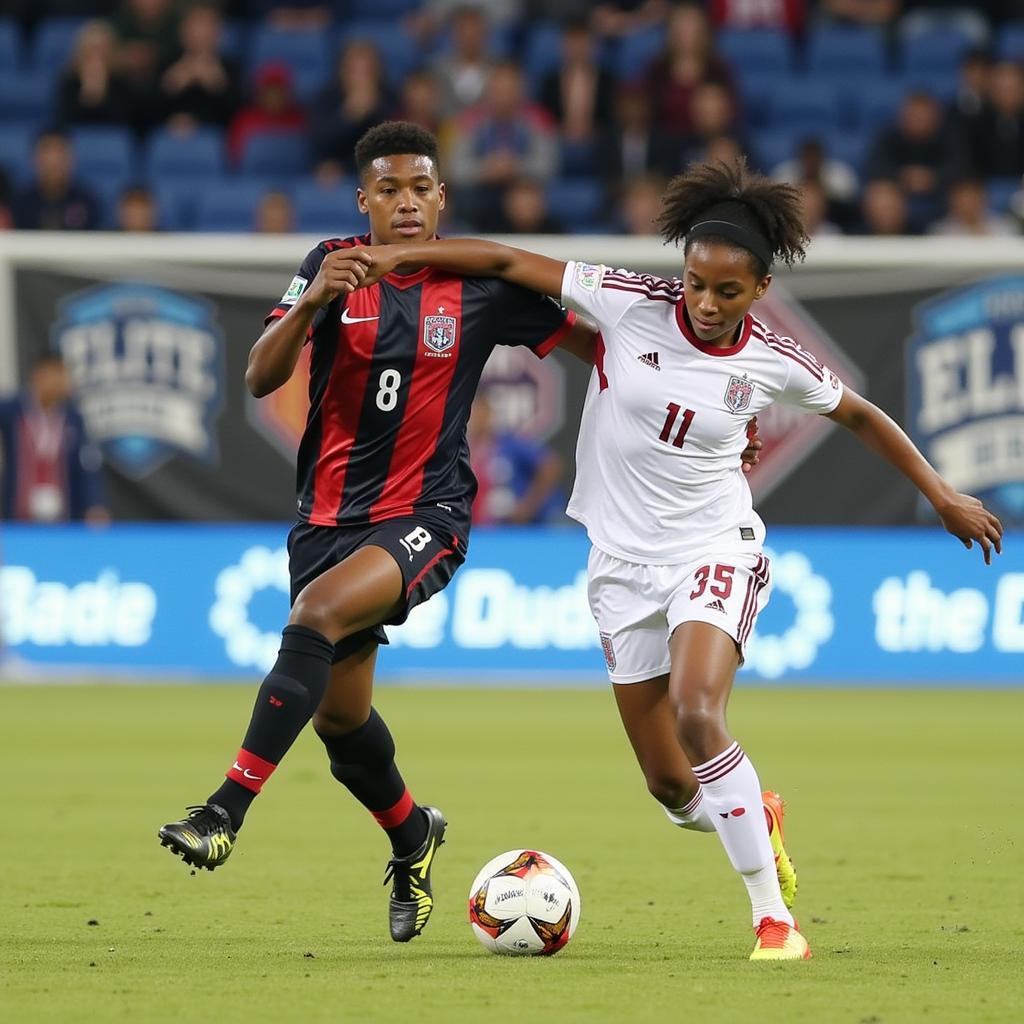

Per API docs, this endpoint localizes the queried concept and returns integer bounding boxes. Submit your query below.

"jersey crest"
[424,314,457,354]
[725,374,754,412]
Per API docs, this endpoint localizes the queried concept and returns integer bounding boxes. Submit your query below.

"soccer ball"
[468,849,581,956]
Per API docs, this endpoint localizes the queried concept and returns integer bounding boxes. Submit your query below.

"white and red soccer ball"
[468,849,581,956]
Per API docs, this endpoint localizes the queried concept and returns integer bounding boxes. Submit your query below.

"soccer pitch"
[3,684,1021,1024]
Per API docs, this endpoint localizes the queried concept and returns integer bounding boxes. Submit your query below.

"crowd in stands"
[1,0,1024,236]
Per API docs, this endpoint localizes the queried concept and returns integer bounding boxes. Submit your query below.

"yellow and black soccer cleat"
[383,806,447,942]
[158,804,236,871]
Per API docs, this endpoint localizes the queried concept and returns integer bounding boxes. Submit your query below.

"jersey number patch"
[376,369,402,411]
[658,403,695,448]
[690,564,735,601]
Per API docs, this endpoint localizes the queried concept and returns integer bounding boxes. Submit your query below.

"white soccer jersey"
[561,261,845,564]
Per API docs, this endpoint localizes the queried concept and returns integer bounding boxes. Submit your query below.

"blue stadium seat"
[766,78,841,135]
[0,125,35,185]
[717,29,792,78]
[0,18,20,70]
[335,22,421,88]
[613,25,665,80]
[31,17,87,72]
[195,179,277,232]
[81,173,132,230]
[348,0,421,18]
[734,70,781,128]
[822,131,869,175]
[997,21,1024,61]
[219,19,247,60]
[154,174,225,231]
[523,22,563,85]
[69,126,137,182]
[806,25,886,78]
[749,128,804,175]
[145,126,226,179]
[849,77,908,134]
[292,178,365,235]
[901,29,971,78]
[239,130,311,179]
[0,69,55,127]
[560,139,596,178]
[248,26,331,99]
[546,178,605,230]
[986,177,1020,214]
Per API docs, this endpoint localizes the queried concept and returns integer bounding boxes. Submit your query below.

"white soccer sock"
[692,741,793,928]
[663,788,716,832]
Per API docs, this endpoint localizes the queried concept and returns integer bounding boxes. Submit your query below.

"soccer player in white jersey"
[350,160,1004,961]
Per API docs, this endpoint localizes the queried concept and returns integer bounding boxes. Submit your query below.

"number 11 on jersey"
[659,403,695,448]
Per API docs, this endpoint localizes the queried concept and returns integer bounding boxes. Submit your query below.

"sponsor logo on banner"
[742,286,864,502]
[907,274,1024,524]
[424,314,457,355]
[52,283,225,478]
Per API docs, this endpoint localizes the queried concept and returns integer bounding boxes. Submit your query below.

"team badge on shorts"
[724,374,754,412]
[600,632,617,671]
[424,315,457,353]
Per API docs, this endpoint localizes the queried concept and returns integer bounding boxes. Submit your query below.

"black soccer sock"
[317,708,428,857]
[209,624,335,830]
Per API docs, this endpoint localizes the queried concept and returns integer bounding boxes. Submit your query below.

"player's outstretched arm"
[358,240,567,302]
[826,387,1004,563]
[247,251,372,397]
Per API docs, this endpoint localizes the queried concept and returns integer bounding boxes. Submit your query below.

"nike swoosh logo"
[341,309,380,324]
[232,761,262,781]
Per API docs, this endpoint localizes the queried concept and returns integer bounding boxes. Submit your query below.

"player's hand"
[935,492,1004,564]
[740,416,762,475]
[352,245,402,288]
[304,249,373,306]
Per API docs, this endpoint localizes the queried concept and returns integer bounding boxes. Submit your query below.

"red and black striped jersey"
[266,234,576,535]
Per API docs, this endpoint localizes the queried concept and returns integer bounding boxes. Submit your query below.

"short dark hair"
[658,158,808,275]
[354,121,440,178]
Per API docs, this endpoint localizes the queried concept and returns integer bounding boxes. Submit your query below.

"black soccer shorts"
[287,512,467,663]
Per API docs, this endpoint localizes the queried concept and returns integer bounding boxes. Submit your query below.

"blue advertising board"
[1,525,1020,684]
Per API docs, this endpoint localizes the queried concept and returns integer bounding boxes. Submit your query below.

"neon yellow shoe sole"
[762,790,797,910]
[750,917,812,961]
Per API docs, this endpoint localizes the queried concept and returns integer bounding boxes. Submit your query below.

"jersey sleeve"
[494,282,577,359]
[265,245,326,329]
[561,261,680,334]
[776,339,845,414]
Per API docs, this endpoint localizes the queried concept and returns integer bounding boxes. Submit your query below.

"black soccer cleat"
[383,806,447,942]
[158,804,236,871]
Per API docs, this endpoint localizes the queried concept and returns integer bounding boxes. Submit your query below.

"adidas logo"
[638,351,661,370]
[704,599,726,613]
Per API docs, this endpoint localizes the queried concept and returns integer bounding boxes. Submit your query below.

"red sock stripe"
[680,789,703,816]
[226,749,278,794]
[692,743,745,785]
[372,788,415,830]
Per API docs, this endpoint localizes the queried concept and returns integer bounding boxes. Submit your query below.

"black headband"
[686,219,773,269]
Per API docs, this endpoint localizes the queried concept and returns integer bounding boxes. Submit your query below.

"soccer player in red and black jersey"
[156,122,599,942]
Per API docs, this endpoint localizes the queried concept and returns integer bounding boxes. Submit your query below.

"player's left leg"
[667,622,809,960]
[311,641,446,942]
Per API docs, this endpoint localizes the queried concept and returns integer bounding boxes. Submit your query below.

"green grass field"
[2,684,1021,1024]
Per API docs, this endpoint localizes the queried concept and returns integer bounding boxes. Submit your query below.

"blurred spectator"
[682,80,741,164]
[255,189,296,233]
[468,394,565,525]
[595,86,680,193]
[770,137,858,229]
[0,353,108,524]
[818,0,902,26]
[646,3,735,138]
[14,132,99,231]
[867,90,967,228]
[114,0,180,86]
[116,183,158,231]
[313,42,393,178]
[859,178,913,234]
[450,61,557,211]
[58,20,134,127]
[480,178,564,233]
[411,0,524,40]
[929,178,1018,235]
[228,62,307,164]
[968,61,1024,179]
[249,0,335,29]
[798,179,843,237]
[591,1,670,37]
[701,133,744,166]
[539,20,614,142]
[160,2,240,129]
[708,0,806,34]
[615,174,665,235]
[395,71,445,136]
[431,5,495,118]
[949,48,993,134]
[899,2,989,46]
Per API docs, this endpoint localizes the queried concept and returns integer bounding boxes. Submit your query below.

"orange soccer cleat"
[749,916,812,961]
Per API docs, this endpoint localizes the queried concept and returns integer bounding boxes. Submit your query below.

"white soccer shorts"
[587,545,772,684]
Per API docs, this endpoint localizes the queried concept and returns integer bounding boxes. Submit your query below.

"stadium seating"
[0,18,19,71]
[986,177,1020,214]
[239,130,311,180]
[766,78,842,136]
[901,29,973,79]
[145,127,226,181]
[69,126,137,183]
[997,21,1024,61]
[195,178,279,232]
[0,124,35,185]
[717,29,792,79]
[30,18,87,74]
[292,178,365,235]
[335,22,421,89]
[613,26,666,81]
[805,25,887,80]
[546,178,604,230]
[247,26,332,102]
[0,70,55,128]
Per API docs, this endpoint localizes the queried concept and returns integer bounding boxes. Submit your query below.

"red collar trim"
[674,300,751,357]
[384,266,433,289]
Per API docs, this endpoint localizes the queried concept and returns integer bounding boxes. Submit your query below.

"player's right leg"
[158,543,405,871]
